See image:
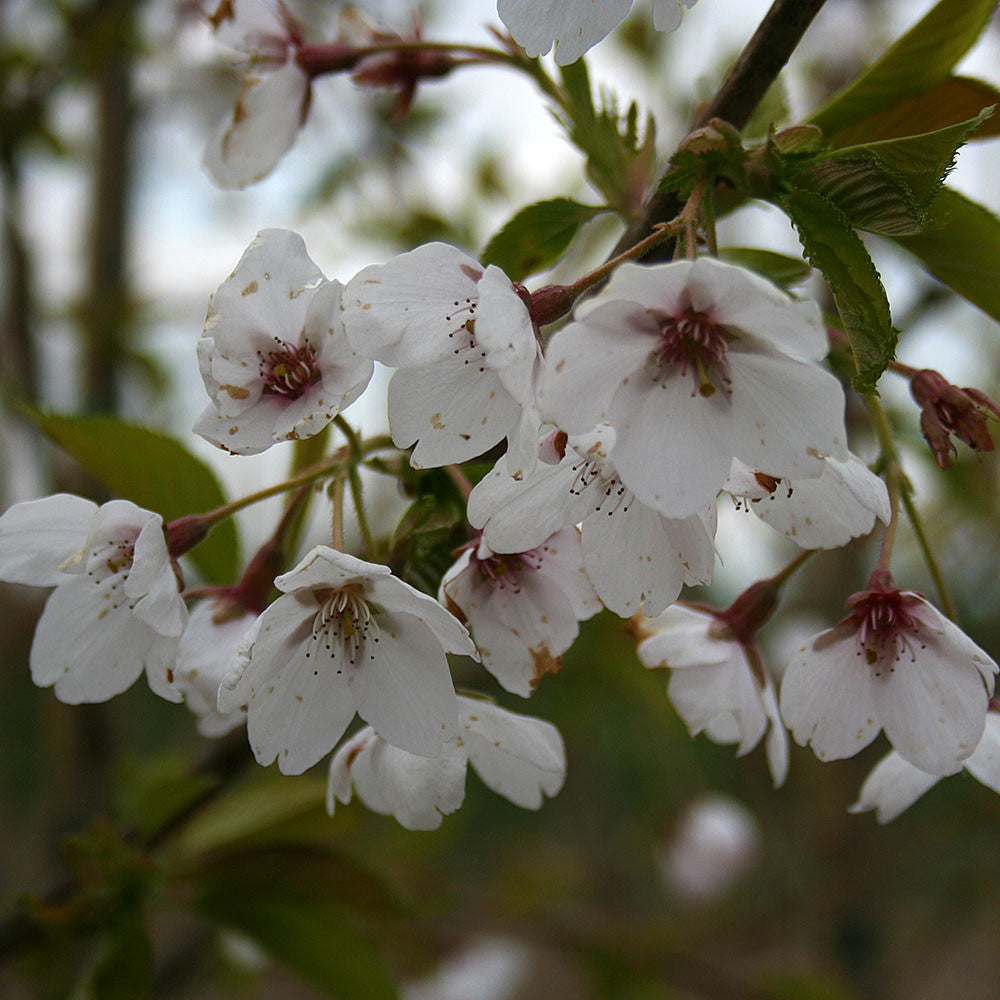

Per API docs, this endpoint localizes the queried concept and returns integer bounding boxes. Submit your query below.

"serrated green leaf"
[481,198,607,281]
[829,75,1000,145]
[780,188,896,392]
[809,0,997,137]
[25,411,239,584]
[890,187,1000,325]
[198,892,399,1000]
[718,248,812,288]
[828,108,993,205]
[789,158,924,235]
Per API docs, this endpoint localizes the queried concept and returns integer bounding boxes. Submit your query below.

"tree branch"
[611,0,829,259]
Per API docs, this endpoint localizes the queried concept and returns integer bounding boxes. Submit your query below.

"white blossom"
[725,453,890,549]
[780,575,998,775]
[540,257,848,519]
[849,712,1000,823]
[467,425,716,617]
[497,0,698,66]
[637,604,787,786]
[204,0,311,189]
[175,598,255,737]
[0,495,186,704]
[341,242,541,477]
[194,230,372,455]
[219,545,477,774]
[439,529,600,697]
[327,696,566,829]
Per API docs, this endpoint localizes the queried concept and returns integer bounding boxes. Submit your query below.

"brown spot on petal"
[241,281,259,296]
[444,592,467,625]
[753,472,780,494]
[221,384,251,399]
[459,264,484,282]
[430,412,445,430]
[530,647,562,692]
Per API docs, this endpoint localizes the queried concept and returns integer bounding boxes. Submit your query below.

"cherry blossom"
[327,696,566,829]
[0,495,186,704]
[497,0,698,66]
[219,545,477,775]
[194,230,372,455]
[175,598,255,737]
[725,453,890,549]
[340,242,541,477]
[467,425,716,617]
[439,528,600,697]
[849,711,1000,823]
[636,604,788,786]
[780,571,998,775]
[540,257,848,519]
[204,0,312,189]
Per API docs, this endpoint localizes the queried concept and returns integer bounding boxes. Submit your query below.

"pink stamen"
[259,339,320,398]
[654,309,730,397]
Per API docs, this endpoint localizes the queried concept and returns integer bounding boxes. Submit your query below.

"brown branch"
[610,0,829,259]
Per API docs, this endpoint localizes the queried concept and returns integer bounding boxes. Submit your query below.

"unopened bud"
[528,284,577,328]
[910,368,1000,469]
[165,514,213,559]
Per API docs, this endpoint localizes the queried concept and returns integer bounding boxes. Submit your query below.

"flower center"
[306,586,380,670]
[84,537,137,613]
[473,547,543,592]
[568,454,632,518]
[848,589,925,668]
[445,298,490,374]
[654,309,730,397]
[259,338,321,398]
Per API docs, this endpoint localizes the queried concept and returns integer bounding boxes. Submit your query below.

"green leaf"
[481,198,607,281]
[79,918,153,1000]
[809,0,997,137]
[115,755,218,842]
[890,187,1000,325]
[829,75,1000,145]
[718,248,812,288]
[25,411,239,584]
[779,188,896,393]
[556,61,655,213]
[827,108,994,205]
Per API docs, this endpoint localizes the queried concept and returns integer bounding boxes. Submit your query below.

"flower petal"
[0,494,97,586]
[496,0,632,64]
[848,751,941,823]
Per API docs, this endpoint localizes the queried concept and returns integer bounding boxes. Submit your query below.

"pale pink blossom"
[781,572,998,775]
[341,242,541,478]
[219,545,477,774]
[439,529,600,697]
[327,696,566,829]
[497,0,698,66]
[849,711,1000,823]
[540,257,848,519]
[637,604,787,786]
[0,495,186,704]
[467,425,715,617]
[194,230,372,455]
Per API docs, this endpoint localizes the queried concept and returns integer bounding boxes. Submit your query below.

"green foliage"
[891,187,1000,325]
[78,918,154,1000]
[24,410,239,584]
[809,0,997,139]
[556,60,655,214]
[830,75,1000,145]
[718,248,812,288]
[114,755,218,842]
[481,198,608,281]
[779,188,896,393]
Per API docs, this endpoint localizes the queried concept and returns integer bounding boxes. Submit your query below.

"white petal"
[576,260,692,320]
[780,624,880,762]
[848,751,941,823]
[341,243,483,367]
[609,370,735,519]
[275,545,391,594]
[581,501,687,617]
[204,61,309,189]
[964,714,1000,795]
[346,612,459,757]
[728,347,848,478]
[651,0,698,33]
[388,360,520,468]
[871,616,992,775]
[761,678,789,788]
[475,266,539,404]
[637,606,732,670]
[540,300,658,432]
[30,578,160,703]
[497,0,632,64]
[460,698,566,808]
[534,527,601,621]
[143,633,185,704]
[127,517,186,638]
[0,494,97,586]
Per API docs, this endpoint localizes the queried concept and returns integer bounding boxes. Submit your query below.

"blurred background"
[2,0,1000,996]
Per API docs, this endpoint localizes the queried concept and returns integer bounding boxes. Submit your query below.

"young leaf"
[481,198,608,281]
[779,188,896,393]
[718,248,812,288]
[829,76,1000,145]
[25,411,239,584]
[809,0,997,137]
[890,187,1000,325]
